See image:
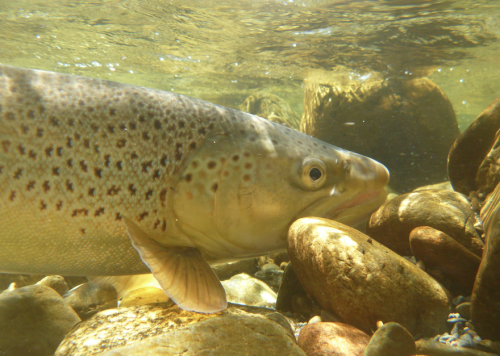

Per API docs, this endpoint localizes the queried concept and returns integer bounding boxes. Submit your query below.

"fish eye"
[301,157,327,190]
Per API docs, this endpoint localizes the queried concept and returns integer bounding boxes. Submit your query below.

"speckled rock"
[99,313,305,356]
[254,262,283,291]
[448,95,500,196]
[118,287,170,307]
[416,339,499,356]
[276,262,307,314]
[212,258,258,281]
[55,303,301,356]
[367,189,483,257]
[288,217,451,337]
[410,227,481,292]
[471,182,500,341]
[362,322,416,356]
[0,284,80,356]
[221,273,277,308]
[298,322,370,356]
[300,69,458,192]
[36,275,69,296]
[64,280,118,320]
[240,91,301,130]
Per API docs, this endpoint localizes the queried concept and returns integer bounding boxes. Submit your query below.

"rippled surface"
[0,0,499,127]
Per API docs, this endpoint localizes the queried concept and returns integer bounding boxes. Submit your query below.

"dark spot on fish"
[104,155,111,167]
[71,208,88,217]
[68,119,74,126]
[56,147,63,156]
[322,145,327,149]
[94,168,102,178]
[153,219,161,229]
[138,114,145,123]
[67,159,73,168]
[211,183,218,193]
[78,99,85,106]
[82,139,90,148]
[4,112,15,121]
[160,155,168,167]
[208,123,214,130]
[116,212,122,221]
[26,180,35,191]
[116,161,123,170]
[223,171,230,177]
[185,173,192,183]
[107,185,120,196]
[0,165,3,174]
[207,161,216,169]
[175,143,183,161]
[40,200,47,210]
[178,121,185,129]
[243,174,251,182]
[119,124,127,131]
[9,190,16,201]
[244,163,252,169]
[161,220,167,232]
[154,120,161,130]
[153,170,160,180]
[66,180,74,192]
[42,181,50,193]
[142,132,150,141]
[88,187,95,197]
[117,139,126,148]
[27,110,35,119]
[1,140,10,153]
[192,161,199,168]
[94,144,100,153]
[37,128,44,138]
[198,127,206,135]
[141,161,152,173]
[138,211,149,221]
[80,228,86,234]
[95,207,105,217]
[66,137,72,148]
[52,167,60,176]
[107,125,115,133]
[37,105,45,115]
[56,200,63,210]
[109,108,116,116]
[45,146,53,157]
[160,188,167,207]
[145,189,153,200]
[28,150,37,160]
[313,143,318,147]
[243,152,250,158]
[272,139,278,145]
[128,184,137,195]
[79,160,88,172]
[14,168,22,179]
[50,116,59,127]
[131,152,138,160]
[189,142,197,150]
[20,124,29,134]
[18,145,25,155]
[74,133,81,141]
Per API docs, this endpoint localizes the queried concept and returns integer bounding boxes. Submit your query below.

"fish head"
[172,111,389,260]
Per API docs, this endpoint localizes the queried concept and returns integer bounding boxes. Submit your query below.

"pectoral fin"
[122,217,227,313]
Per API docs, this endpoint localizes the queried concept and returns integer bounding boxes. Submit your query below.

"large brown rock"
[0,284,81,356]
[471,182,500,341]
[301,69,459,192]
[410,226,481,292]
[276,262,307,314]
[288,217,451,337]
[367,189,483,257]
[476,129,500,198]
[362,322,416,356]
[448,95,500,196]
[298,322,370,356]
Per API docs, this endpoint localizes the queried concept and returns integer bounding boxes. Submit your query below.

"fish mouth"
[297,188,387,227]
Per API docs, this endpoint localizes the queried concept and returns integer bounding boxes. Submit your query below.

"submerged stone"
[221,273,277,308]
[288,217,451,337]
[362,322,416,356]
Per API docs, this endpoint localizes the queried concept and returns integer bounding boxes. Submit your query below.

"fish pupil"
[310,168,322,181]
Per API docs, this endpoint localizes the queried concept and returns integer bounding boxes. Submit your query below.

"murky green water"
[1,0,499,130]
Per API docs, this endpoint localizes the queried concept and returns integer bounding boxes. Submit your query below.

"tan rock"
[36,275,69,296]
[118,287,170,307]
[471,182,500,341]
[367,189,483,257]
[362,322,416,356]
[298,322,369,356]
[410,226,481,292]
[416,339,499,356]
[288,217,451,336]
[448,95,500,196]
[221,273,276,308]
[64,280,118,320]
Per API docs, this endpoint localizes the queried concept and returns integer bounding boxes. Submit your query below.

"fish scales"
[0,65,233,275]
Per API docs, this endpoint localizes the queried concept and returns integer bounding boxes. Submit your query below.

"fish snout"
[346,154,390,192]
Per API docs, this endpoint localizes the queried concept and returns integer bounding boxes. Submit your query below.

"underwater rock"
[409,227,481,292]
[239,91,301,130]
[298,322,370,356]
[36,275,69,296]
[471,183,500,341]
[211,258,259,281]
[455,302,471,321]
[416,339,499,356]
[55,303,301,356]
[362,322,416,356]
[221,273,277,308]
[300,68,459,192]
[448,95,500,196]
[98,313,305,356]
[64,281,118,320]
[367,189,483,257]
[254,262,283,292]
[288,217,451,337]
[276,262,307,314]
[118,287,170,307]
[414,181,453,191]
[0,273,44,292]
[0,284,80,356]
[476,129,500,198]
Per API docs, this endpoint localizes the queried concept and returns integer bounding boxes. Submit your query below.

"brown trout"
[0,65,389,312]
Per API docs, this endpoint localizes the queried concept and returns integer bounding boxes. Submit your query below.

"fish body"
[0,65,389,312]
